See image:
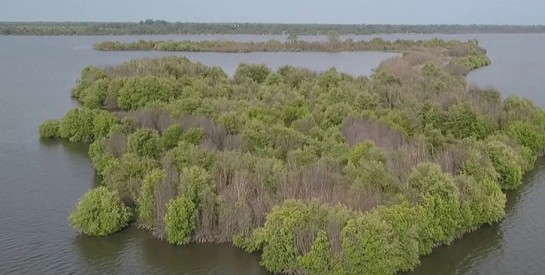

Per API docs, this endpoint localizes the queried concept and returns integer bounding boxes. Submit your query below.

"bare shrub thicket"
[181,115,242,151]
[467,86,502,121]
[131,109,173,133]
[106,133,127,157]
[342,117,406,151]
[211,152,278,242]
[433,143,468,175]
[386,140,430,192]
[444,61,469,76]
[403,50,440,66]
[448,45,470,57]
[379,56,416,84]
[281,161,382,212]
[153,154,179,239]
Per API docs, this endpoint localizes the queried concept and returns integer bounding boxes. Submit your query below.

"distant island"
[93,37,491,74]
[2,20,545,35]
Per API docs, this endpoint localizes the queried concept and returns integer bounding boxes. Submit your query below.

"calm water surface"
[0,34,544,274]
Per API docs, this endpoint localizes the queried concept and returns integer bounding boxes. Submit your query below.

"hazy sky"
[1,0,543,24]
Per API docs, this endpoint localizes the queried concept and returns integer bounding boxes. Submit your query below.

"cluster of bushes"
[39,107,118,142]
[69,186,132,236]
[41,40,545,274]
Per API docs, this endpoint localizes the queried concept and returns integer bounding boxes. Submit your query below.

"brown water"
[1,34,545,274]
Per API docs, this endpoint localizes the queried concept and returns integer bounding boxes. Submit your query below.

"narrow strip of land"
[93,38,491,73]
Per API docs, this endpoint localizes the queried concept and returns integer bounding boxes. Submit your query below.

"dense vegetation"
[41,39,545,274]
[3,21,545,36]
[69,186,132,236]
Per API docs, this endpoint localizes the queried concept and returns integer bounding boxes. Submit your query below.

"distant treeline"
[2,20,545,35]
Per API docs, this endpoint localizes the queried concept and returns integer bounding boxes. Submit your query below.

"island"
[39,38,545,274]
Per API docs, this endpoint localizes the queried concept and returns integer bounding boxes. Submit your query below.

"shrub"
[92,111,119,138]
[299,231,337,275]
[161,124,183,150]
[164,195,197,245]
[58,108,118,142]
[127,128,163,159]
[137,169,165,229]
[39,119,60,138]
[117,76,179,110]
[376,204,421,271]
[408,163,461,252]
[69,186,132,236]
[88,137,116,176]
[181,127,204,145]
[234,63,271,84]
[340,212,399,275]
[486,141,522,190]
[505,121,545,154]
[102,153,158,203]
[58,108,96,142]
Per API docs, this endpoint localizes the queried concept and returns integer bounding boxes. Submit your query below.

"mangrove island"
[39,38,545,274]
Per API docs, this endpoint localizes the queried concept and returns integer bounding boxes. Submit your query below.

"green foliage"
[376,204,421,271]
[505,121,545,154]
[299,231,337,275]
[164,195,197,245]
[39,119,60,138]
[92,111,119,138]
[234,63,271,84]
[118,76,179,110]
[340,212,399,275]
[69,186,132,236]
[58,108,97,142]
[240,200,352,274]
[318,68,341,91]
[137,169,165,229]
[161,124,183,150]
[348,140,386,164]
[445,103,496,140]
[102,153,158,202]
[127,128,163,158]
[219,112,245,134]
[72,66,108,99]
[88,137,116,176]
[409,163,461,251]
[170,142,215,171]
[344,141,393,191]
[454,175,505,229]
[179,165,214,202]
[486,141,522,190]
[58,108,118,142]
[181,128,205,145]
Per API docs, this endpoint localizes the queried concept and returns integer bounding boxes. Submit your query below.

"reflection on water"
[39,138,102,187]
[74,234,126,267]
[73,227,269,274]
